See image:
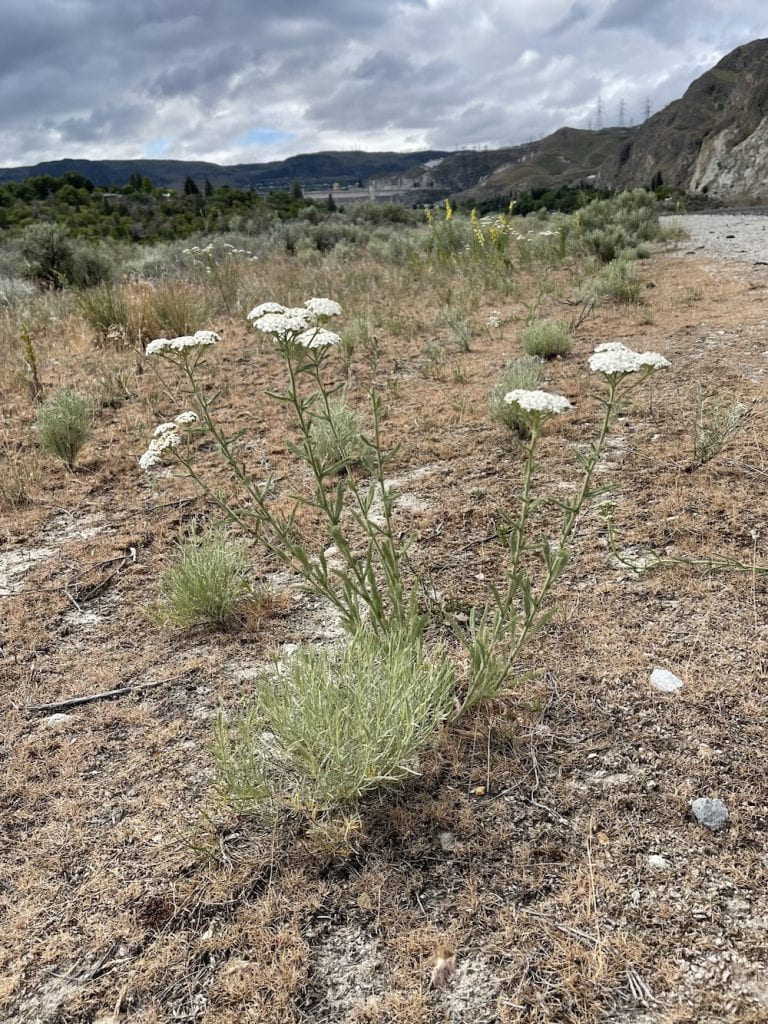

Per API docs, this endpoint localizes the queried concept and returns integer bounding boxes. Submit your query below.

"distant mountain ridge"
[0,151,451,191]
[3,38,768,203]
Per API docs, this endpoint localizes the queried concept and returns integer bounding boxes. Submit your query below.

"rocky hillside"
[372,128,635,202]
[604,38,768,200]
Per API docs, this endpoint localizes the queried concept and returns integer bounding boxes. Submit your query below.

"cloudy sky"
[2,0,765,167]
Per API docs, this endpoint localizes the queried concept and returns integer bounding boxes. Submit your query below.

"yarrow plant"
[458,340,670,713]
[140,298,417,636]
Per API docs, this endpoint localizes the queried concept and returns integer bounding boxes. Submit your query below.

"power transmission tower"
[644,96,652,120]
[596,95,604,130]
[618,99,626,127]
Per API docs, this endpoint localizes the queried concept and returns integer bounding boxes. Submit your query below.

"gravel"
[668,212,768,263]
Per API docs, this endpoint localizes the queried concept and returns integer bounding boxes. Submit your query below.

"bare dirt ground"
[2,239,768,1023]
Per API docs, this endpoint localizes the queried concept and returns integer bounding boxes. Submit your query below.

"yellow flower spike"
[444,199,453,221]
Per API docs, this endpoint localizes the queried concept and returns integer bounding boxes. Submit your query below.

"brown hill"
[603,38,768,199]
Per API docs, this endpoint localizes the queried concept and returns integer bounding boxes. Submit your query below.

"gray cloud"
[0,0,764,166]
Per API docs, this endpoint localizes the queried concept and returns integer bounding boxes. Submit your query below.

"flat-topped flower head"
[304,297,342,318]
[253,308,313,336]
[145,330,219,357]
[589,341,670,377]
[247,302,285,321]
[153,422,178,436]
[139,423,182,471]
[174,410,198,426]
[295,327,341,349]
[503,389,572,415]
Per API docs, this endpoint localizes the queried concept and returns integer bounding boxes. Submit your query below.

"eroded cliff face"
[602,38,768,199]
[690,116,768,199]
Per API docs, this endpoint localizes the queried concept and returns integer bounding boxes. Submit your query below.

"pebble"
[438,832,457,853]
[648,854,670,870]
[650,668,684,693]
[41,713,76,729]
[691,796,729,830]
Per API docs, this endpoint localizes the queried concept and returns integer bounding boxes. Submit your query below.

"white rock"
[439,831,457,852]
[41,713,76,729]
[650,668,684,693]
[691,796,729,830]
[648,854,670,870]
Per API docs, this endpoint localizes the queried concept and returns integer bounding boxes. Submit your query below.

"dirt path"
[670,211,768,264]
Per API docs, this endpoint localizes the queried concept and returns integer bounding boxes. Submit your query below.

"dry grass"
[2,240,768,1023]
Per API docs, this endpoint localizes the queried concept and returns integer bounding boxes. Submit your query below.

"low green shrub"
[578,258,641,304]
[35,389,93,468]
[212,627,454,816]
[520,318,572,358]
[152,530,252,628]
[487,355,545,433]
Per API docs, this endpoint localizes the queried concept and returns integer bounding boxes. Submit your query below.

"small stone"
[691,797,729,830]
[650,668,684,693]
[41,713,75,729]
[438,832,456,853]
[648,854,669,870]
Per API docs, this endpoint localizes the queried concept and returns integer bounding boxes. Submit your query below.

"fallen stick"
[27,678,167,714]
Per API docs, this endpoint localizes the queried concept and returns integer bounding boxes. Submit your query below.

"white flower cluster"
[588,341,670,376]
[247,297,343,347]
[145,331,219,356]
[182,242,256,261]
[304,297,343,318]
[503,389,572,415]
[295,327,342,349]
[139,411,198,471]
[486,310,502,328]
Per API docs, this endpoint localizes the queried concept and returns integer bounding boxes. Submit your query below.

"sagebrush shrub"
[35,390,93,468]
[153,530,252,628]
[212,626,455,816]
[520,319,572,358]
[488,356,545,433]
[578,258,641,304]
[19,223,76,290]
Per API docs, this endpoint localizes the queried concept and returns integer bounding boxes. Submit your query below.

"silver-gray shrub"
[487,356,545,433]
[154,529,252,628]
[520,318,572,359]
[212,627,455,816]
[35,389,94,468]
